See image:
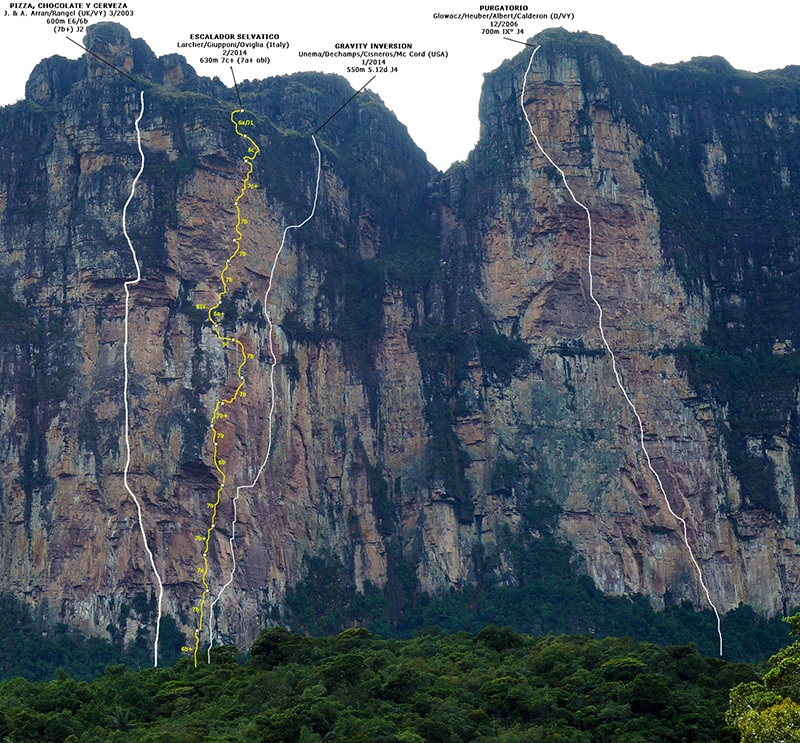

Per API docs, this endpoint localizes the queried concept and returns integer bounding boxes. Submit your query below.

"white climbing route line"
[206,134,322,660]
[521,45,724,656]
[122,90,165,667]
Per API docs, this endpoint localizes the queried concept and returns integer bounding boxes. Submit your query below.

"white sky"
[0,0,798,171]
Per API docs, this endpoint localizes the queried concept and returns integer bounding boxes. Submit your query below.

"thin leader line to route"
[206,134,322,663]
[521,45,724,656]
[191,108,261,666]
[122,90,165,667]
[66,36,137,83]
[504,36,538,49]
[314,75,375,134]
[230,66,243,108]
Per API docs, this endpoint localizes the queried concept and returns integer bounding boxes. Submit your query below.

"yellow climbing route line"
[192,109,260,665]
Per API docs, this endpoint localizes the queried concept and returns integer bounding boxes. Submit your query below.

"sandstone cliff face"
[1,24,799,650]
[435,33,800,618]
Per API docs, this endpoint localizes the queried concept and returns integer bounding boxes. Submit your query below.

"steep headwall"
[436,29,800,617]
